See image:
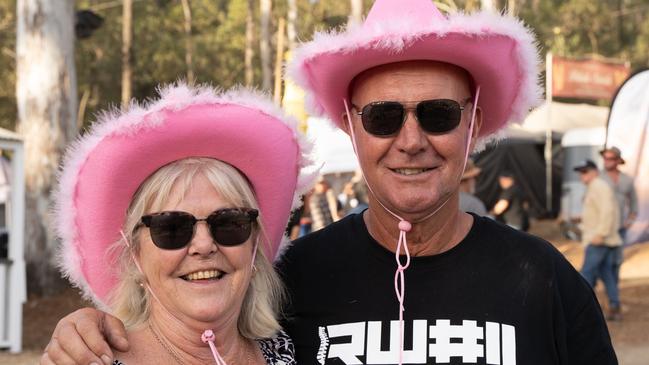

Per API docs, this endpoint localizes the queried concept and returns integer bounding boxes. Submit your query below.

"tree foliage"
[1,0,648,131]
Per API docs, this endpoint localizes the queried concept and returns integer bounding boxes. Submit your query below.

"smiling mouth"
[181,270,226,281]
[391,168,433,176]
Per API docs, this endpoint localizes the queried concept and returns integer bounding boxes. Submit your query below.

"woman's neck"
[130,306,259,365]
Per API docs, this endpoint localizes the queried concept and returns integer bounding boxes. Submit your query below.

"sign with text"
[552,57,630,100]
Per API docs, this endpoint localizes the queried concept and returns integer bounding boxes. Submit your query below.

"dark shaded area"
[0,230,7,259]
[75,10,103,39]
[474,137,563,219]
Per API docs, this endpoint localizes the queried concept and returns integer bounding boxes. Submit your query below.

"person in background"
[600,146,638,243]
[459,158,487,215]
[492,170,529,231]
[574,159,623,321]
[342,170,369,216]
[308,177,340,231]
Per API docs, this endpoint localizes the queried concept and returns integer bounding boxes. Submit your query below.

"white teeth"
[394,168,429,176]
[184,270,223,281]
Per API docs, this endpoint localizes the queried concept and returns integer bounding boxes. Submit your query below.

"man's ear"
[340,110,352,137]
[468,106,483,151]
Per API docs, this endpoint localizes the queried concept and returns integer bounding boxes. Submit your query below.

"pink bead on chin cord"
[398,220,412,232]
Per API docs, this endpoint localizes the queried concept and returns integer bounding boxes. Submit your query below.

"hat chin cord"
[342,85,480,365]
[119,231,260,365]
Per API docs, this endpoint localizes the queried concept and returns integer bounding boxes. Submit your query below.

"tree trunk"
[287,0,297,50]
[481,0,497,12]
[273,17,285,105]
[259,0,272,91]
[180,0,194,83]
[16,0,77,295]
[507,0,516,15]
[349,0,362,25]
[122,0,133,106]
[245,0,255,86]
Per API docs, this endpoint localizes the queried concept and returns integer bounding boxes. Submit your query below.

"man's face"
[343,61,481,219]
[602,151,620,171]
[578,169,597,184]
[498,176,514,189]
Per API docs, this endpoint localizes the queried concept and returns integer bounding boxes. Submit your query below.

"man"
[309,176,341,231]
[459,159,487,215]
[491,171,528,231]
[43,1,616,364]
[574,159,623,321]
[600,146,638,243]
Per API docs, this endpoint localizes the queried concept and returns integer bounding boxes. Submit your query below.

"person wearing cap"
[491,171,529,231]
[574,159,623,321]
[43,1,616,364]
[41,84,316,365]
[458,159,487,216]
[600,146,638,244]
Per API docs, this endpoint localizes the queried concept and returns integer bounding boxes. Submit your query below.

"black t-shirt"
[497,185,527,230]
[277,213,616,365]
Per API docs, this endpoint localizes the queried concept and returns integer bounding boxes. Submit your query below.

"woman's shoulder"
[257,330,296,365]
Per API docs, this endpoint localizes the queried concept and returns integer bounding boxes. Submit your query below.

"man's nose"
[393,110,427,154]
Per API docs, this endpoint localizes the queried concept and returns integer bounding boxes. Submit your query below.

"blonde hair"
[108,157,285,339]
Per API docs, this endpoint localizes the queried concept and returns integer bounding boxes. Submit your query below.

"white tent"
[306,117,359,174]
[0,127,25,353]
[513,101,609,134]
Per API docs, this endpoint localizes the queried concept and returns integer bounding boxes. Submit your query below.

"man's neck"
[363,193,474,257]
[606,168,621,181]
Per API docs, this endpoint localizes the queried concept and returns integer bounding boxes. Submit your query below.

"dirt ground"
[1,219,648,365]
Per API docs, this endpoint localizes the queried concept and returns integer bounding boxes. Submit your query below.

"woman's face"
[136,173,255,326]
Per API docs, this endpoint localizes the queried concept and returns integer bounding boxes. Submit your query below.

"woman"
[50,84,316,364]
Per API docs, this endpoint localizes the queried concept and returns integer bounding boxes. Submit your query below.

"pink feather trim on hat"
[53,83,318,307]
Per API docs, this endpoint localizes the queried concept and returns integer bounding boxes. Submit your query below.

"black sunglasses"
[140,208,258,250]
[354,99,469,137]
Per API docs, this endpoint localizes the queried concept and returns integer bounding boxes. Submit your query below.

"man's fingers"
[101,313,130,352]
[40,352,57,365]
[43,337,93,365]
[56,321,110,365]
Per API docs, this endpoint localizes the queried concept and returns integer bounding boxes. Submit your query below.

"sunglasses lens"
[207,209,255,246]
[417,99,463,133]
[361,102,404,136]
[147,212,195,250]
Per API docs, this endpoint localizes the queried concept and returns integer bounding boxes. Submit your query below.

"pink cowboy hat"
[53,83,317,306]
[287,0,542,144]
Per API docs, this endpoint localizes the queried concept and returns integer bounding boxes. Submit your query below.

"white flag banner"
[607,69,649,244]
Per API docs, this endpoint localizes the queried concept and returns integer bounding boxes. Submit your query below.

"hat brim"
[288,11,541,145]
[573,166,595,172]
[54,85,317,306]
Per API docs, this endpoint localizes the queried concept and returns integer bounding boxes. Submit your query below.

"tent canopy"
[514,101,609,134]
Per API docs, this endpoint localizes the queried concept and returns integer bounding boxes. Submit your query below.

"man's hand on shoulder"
[40,307,129,365]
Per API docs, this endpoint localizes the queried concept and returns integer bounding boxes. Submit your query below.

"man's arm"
[491,199,510,216]
[41,308,129,365]
[627,177,639,227]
